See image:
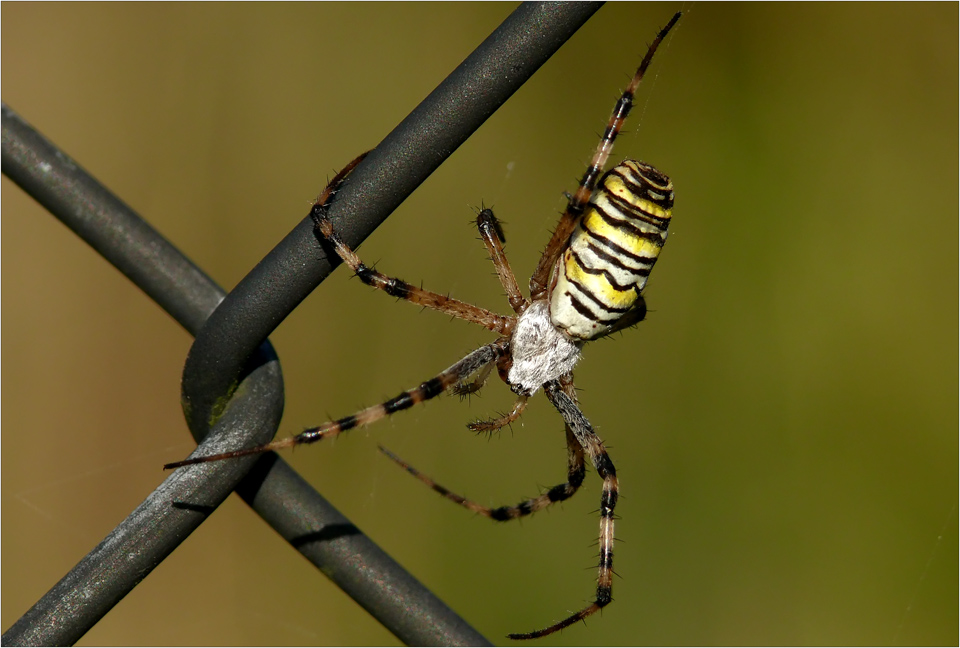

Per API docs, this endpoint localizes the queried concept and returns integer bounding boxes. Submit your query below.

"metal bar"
[1,103,490,648]
[234,456,490,647]
[0,104,284,646]
[0,107,222,336]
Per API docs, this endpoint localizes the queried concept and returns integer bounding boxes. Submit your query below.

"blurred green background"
[3,3,956,646]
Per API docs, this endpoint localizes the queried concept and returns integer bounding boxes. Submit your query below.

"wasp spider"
[167,11,680,640]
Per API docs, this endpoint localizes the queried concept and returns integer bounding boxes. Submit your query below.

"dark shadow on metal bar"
[1,2,604,645]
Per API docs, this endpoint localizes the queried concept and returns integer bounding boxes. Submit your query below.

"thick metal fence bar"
[233,456,491,647]
[0,105,223,336]
[0,105,488,647]
[173,3,602,644]
[0,105,284,646]
[3,2,605,645]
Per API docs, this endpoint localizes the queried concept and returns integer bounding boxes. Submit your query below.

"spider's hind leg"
[508,378,621,640]
[528,11,682,301]
[378,410,585,522]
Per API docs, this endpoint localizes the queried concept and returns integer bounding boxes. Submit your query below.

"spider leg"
[467,395,528,433]
[452,356,497,398]
[508,378,620,640]
[476,209,529,315]
[164,342,505,469]
[378,412,584,520]
[528,11,681,301]
[311,187,515,337]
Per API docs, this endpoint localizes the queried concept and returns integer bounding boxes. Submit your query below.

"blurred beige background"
[3,3,956,646]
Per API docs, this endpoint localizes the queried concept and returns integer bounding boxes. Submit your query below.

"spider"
[166,11,680,640]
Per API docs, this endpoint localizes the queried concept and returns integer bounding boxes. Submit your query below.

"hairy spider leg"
[467,395,529,433]
[508,379,620,640]
[164,343,505,469]
[476,209,530,315]
[378,409,585,521]
[165,11,681,642]
[312,203,515,336]
[452,356,498,397]
[529,10,681,301]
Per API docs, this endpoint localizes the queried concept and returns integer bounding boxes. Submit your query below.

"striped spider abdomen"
[550,160,674,340]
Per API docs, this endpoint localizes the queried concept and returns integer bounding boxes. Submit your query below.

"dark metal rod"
[1,103,283,646]
[1,103,490,648]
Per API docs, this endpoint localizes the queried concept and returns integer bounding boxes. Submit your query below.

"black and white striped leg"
[378,411,586,521]
[312,197,514,336]
[508,379,620,640]
[164,342,506,469]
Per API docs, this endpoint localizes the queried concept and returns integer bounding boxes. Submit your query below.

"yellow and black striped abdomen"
[549,160,673,340]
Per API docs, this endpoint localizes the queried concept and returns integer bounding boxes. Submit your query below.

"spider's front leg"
[379,367,587,523]
[309,160,514,336]
[476,209,529,315]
